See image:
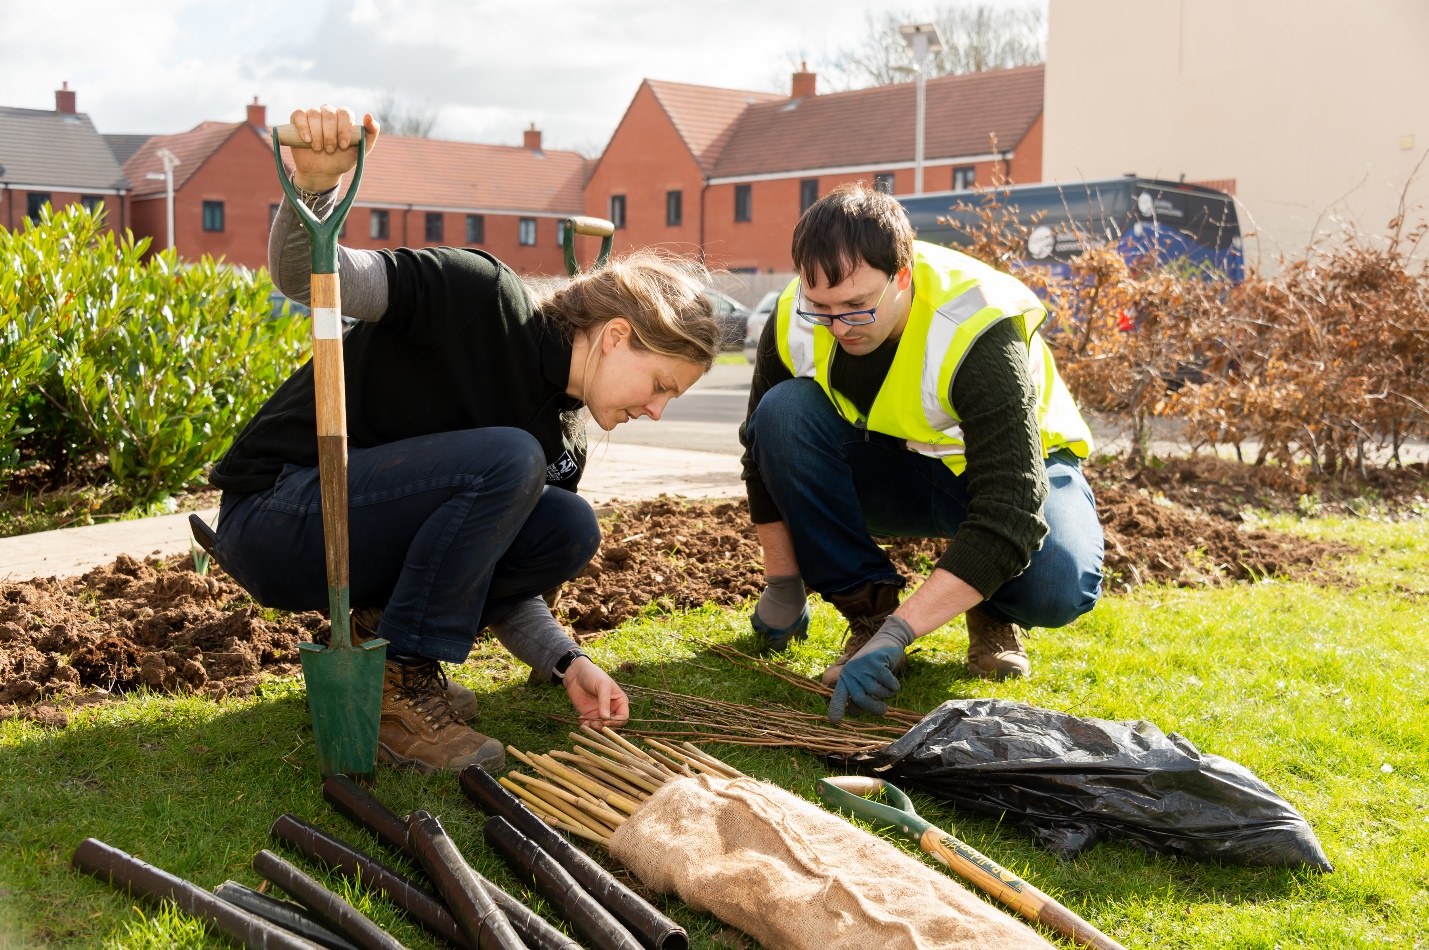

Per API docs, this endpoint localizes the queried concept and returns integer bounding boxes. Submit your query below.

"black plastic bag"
[847,698,1332,870]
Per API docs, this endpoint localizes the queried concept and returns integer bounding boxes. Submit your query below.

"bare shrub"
[940,187,1429,477]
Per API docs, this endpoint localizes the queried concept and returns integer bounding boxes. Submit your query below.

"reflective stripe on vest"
[774,241,1094,475]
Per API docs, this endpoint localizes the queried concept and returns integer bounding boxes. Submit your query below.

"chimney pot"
[246,97,266,127]
[792,64,817,99]
[524,123,542,151]
[55,82,76,114]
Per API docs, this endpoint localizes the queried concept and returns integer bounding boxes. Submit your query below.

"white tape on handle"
[312,307,342,340]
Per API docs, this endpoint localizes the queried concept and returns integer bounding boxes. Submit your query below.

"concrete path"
[0,508,222,582]
[0,440,743,583]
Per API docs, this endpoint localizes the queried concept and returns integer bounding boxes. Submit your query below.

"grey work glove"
[828,616,917,724]
[751,573,810,653]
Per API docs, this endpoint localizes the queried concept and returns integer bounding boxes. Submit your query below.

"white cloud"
[0,0,981,147]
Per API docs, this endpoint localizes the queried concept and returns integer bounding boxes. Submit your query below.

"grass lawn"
[2,512,1426,949]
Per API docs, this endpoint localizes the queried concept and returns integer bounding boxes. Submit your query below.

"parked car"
[744,289,782,363]
[704,289,751,350]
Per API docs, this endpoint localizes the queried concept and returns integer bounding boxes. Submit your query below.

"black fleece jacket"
[211,247,586,494]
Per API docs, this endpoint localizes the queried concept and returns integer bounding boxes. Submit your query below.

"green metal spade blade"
[299,593,386,782]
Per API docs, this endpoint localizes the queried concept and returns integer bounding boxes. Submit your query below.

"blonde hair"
[539,250,721,370]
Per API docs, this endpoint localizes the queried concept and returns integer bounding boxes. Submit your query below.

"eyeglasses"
[795,275,894,327]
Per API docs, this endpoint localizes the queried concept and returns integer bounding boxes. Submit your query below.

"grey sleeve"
[485,596,580,681]
[268,183,389,322]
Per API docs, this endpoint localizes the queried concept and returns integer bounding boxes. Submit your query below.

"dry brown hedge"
[947,192,1429,478]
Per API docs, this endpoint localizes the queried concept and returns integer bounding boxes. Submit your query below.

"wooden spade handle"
[565,216,615,237]
[273,123,364,150]
[309,272,349,638]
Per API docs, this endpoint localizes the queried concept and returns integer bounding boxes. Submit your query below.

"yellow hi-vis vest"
[774,240,1094,476]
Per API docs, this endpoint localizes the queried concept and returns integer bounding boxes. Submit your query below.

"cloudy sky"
[0,0,970,153]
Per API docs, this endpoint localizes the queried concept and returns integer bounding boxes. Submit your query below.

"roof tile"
[0,106,130,191]
[709,65,1044,179]
[645,80,784,172]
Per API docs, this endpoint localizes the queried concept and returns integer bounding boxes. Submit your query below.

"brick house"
[123,99,281,268]
[0,84,130,233]
[123,101,588,274]
[336,124,588,276]
[586,65,1046,272]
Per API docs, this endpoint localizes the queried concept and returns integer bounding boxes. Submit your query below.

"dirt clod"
[0,554,322,724]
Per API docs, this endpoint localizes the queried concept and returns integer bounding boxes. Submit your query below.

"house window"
[800,179,818,213]
[202,201,225,232]
[81,195,103,215]
[734,184,752,222]
[519,217,537,246]
[25,193,51,222]
[370,209,390,240]
[424,212,444,243]
[610,194,626,229]
[666,190,682,227]
[466,214,485,244]
[873,174,895,194]
[953,166,977,191]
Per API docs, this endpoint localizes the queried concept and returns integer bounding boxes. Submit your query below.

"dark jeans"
[747,378,1103,629]
[215,428,600,663]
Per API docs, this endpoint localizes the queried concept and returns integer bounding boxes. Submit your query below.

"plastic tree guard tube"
[315,783,580,950]
[406,811,526,950]
[485,816,644,950]
[253,848,407,950]
[269,814,470,950]
[71,838,322,950]
[462,765,687,950]
[214,880,360,950]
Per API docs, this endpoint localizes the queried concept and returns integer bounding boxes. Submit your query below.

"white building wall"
[1044,0,1429,265]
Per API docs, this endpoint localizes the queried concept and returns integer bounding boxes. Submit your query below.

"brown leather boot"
[820,581,904,686]
[353,607,479,722]
[965,605,1031,680]
[377,657,505,772]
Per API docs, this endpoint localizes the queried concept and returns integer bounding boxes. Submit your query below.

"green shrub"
[0,204,310,505]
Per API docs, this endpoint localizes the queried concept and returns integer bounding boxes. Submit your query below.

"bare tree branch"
[373,91,440,138]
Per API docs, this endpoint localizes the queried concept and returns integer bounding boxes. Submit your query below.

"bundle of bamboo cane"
[500,725,745,847]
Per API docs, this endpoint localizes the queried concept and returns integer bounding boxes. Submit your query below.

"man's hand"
[288,105,381,194]
[828,647,904,723]
[827,615,918,724]
[562,657,630,729]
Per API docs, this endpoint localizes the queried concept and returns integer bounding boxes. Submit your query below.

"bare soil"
[0,553,324,726]
[3,461,1373,723]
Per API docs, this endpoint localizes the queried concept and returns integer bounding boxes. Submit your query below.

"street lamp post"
[899,23,944,195]
[144,147,180,252]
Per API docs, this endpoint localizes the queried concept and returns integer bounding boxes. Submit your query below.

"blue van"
[899,177,1243,283]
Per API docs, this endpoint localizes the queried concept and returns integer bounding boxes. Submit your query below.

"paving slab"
[0,508,221,583]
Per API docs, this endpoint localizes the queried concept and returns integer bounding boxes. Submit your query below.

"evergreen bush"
[0,204,309,504]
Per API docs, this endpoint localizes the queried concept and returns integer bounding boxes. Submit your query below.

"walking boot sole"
[378,738,505,774]
[966,657,1030,681]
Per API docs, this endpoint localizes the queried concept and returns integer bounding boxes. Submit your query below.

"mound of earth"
[1088,455,1428,520]
[3,481,1358,723]
[553,490,1355,634]
[0,553,325,724]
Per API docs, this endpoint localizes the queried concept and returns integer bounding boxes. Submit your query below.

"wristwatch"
[551,647,589,685]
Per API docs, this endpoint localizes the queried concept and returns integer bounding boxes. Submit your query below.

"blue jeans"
[215,428,600,662]
[747,379,1103,629]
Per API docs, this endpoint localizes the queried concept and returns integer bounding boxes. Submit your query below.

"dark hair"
[790,182,915,287]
